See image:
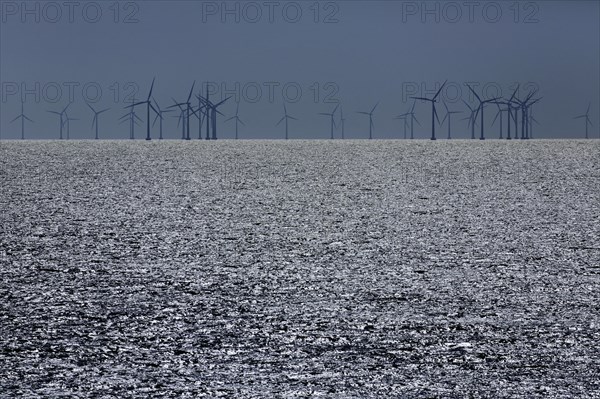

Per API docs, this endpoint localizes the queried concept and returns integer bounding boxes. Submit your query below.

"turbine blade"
[187,81,196,102]
[148,77,156,100]
[466,84,481,103]
[433,80,447,101]
[371,101,379,113]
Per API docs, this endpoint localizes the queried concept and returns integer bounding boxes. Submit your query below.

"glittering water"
[1,139,599,397]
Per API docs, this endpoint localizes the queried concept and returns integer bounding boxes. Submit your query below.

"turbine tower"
[491,102,506,139]
[441,101,461,139]
[64,112,78,140]
[319,104,339,139]
[169,81,196,140]
[86,102,110,140]
[462,99,479,139]
[574,103,593,139]
[411,80,447,140]
[47,102,71,140]
[276,102,297,140]
[10,102,33,140]
[466,84,499,140]
[340,107,346,139]
[152,97,172,140]
[356,101,379,139]
[226,102,245,139]
[393,114,408,139]
[119,99,142,139]
[403,100,420,139]
[127,78,159,141]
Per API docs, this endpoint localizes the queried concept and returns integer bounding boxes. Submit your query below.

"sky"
[1,0,599,139]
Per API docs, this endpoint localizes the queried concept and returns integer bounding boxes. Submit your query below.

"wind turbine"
[574,103,593,139]
[466,84,499,140]
[441,101,461,139]
[10,102,33,140]
[209,97,230,140]
[356,101,379,139]
[226,101,245,139]
[86,102,110,140]
[403,100,420,139]
[47,102,71,140]
[528,109,540,139]
[462,99,479,139]
[499,85,520,140]
[63,111,78,140]
[119,99,142,139]
[462,100,479,140]
[192,92,207,140]
[126,78,159,141]
[169,81,196,140]
[170,98,186,139]
[510,89,537,139]
[276,102,297,139]
[319,104,339,139]
[393,114,408,139]
[523,97,541,139]
[152,98,171,140]
[411,80,447,140]
[340,107,346,139]
[491,101,506,139]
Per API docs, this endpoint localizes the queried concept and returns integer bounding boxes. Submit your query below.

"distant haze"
[1,0,599,139]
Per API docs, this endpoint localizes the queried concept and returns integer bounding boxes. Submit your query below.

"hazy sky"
[1,0,599,139]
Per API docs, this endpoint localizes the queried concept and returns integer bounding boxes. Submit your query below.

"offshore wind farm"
[1,1,599,398]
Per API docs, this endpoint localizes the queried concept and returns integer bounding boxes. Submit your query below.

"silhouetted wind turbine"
[64,112,78,140]
[404,100,420,139]
[411,80,447,140]
[467,84,499,140]
[462,100,479,139]
[340,107,346,139]
[319,104,339,139]
[192,92,207,140]
[48,102,71,140]
[574,103,593,139]
[356,101,379,139]
[441,101,461,139]
[127,78,158,141]
[276,102,297,139]
[170,98,186,139]
[528,109,540,139]
[169,81,195,140]
[510,89,537,139]
[11,102,33,140]
[86,102,110,140]
[491,101,506,139]
[209,97,230,140]
[119,99,142,139]
[499,85,520,140]
[152,98,171,140]
[393,114,408,139]
[226,102,245,139]
[523,97,541,139]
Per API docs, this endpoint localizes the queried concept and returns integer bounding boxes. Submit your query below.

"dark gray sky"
[1,0,599,139]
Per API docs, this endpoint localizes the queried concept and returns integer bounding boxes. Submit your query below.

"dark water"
[1,140,599,397]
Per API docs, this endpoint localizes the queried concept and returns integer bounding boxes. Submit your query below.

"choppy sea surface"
[1,139,599,398]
